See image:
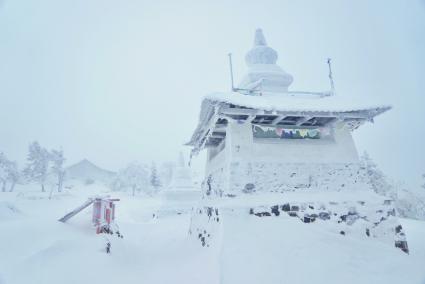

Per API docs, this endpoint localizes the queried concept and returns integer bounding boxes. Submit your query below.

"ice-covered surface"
[0,183,424,284]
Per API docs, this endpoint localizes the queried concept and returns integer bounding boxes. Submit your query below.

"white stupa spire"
[238,28,293,94]
[245,29,278,65]
[254,28,267,46]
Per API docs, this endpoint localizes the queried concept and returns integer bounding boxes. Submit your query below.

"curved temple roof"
[187,92,391,153]
[186,29,392,154]
[204,92,390,113]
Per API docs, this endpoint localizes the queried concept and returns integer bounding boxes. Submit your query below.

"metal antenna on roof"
[327,58,335,95]
[227,53,261,95]
[228,53,236,92]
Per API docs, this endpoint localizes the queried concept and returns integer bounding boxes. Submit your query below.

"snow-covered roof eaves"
[186,91,391,149]
[205,92,391,113]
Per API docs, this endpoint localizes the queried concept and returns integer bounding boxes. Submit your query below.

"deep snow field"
[1,182,425,284]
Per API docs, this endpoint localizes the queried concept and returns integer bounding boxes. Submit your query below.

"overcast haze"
[0,0,424,188]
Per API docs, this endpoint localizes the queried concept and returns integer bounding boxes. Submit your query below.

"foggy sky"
[0,0,424,188]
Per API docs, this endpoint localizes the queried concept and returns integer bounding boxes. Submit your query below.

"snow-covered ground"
[0,183,424,284]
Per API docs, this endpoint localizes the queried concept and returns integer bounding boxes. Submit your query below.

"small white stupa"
[238,29,293,93]
[168,153,195,190]
[161,153,200,212]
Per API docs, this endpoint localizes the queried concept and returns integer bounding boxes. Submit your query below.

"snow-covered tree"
[360,151,395,198]
[114,163,149,196]
[361,153,425,220]
[150,162,161,191]
[24,141,50,192]
[159,161,175,187]
[396,181,425,220]
[110,174,124,192]
[422,173,425,191]
[0,153,8,192]
[50,149,66,192]
[0,153,19,192]
[6,161,19,192]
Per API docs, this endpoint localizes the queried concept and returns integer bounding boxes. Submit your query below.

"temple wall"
[196,121,408,254]
[227,162,369,193]
[205,122,365,194]
[190,199,408,253]
[227,122,359,164]
[206,144,227,175]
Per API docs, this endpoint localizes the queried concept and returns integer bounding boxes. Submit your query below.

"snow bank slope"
[219,213,425,284]
[0,185,424,284]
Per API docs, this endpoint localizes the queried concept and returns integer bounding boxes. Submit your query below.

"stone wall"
[189,199,409,254]
[227,162,369,194]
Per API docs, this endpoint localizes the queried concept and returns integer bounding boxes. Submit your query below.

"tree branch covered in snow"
[23,142,50,192]
[23,142,67,194]
[360,151,396,198]
[361,152,425,220]
[49,149,66,193]
[422,174,425,191]
[111,162,150,196]
[150,162,161,191]
[0,153,20,192]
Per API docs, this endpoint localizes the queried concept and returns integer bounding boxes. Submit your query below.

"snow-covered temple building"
[187,29,408,253]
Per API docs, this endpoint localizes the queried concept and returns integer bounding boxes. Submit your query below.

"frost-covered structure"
[159,153,200,215]
[163,153,199,202]
[187,29,408,253]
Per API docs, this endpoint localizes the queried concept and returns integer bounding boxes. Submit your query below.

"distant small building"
[65,159,116,184]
